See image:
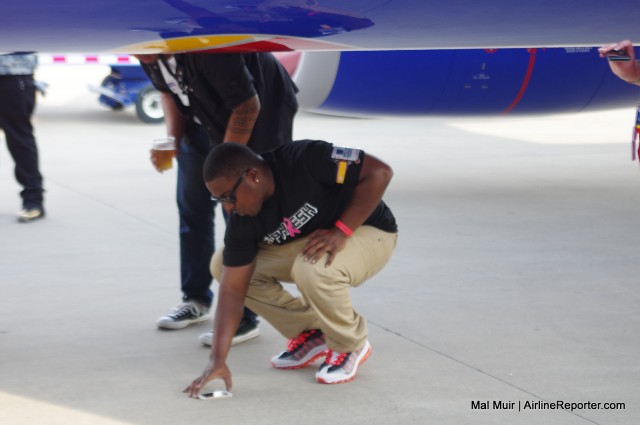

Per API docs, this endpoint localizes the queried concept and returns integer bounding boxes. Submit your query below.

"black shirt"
[141,52,298,153]
[223,140,398,267]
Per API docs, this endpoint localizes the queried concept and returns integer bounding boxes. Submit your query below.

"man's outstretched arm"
[184,260,255,396]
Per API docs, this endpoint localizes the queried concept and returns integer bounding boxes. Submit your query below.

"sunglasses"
[210,169,250,204]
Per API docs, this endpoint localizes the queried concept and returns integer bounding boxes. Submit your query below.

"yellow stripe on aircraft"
[111,34,255,54]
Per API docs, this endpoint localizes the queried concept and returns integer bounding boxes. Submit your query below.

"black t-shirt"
[141,52,298,153]
[223,140,398,267]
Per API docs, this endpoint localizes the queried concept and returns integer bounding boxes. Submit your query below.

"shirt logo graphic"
[263,203,318,244]
[282,217,301,238]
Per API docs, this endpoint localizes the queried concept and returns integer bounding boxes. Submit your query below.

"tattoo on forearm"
[228,103,258,135]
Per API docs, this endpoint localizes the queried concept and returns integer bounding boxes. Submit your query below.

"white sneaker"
[315,340,371,384]
[199,319,260,346]
[271,329,328,369]
[156,301,210,330]
[18,207,45,223]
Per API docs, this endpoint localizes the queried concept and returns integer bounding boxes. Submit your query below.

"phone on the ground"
[199,390,233,400]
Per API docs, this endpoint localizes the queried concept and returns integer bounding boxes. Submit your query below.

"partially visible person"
[0,53,45,222]
[134,52,298,346]
[598,40,640,84]
[184,140,398,396]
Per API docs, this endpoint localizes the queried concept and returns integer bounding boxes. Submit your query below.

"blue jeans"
[176,123,257,324]
[0,76,44,209]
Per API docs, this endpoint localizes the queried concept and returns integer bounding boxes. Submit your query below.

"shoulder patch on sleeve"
[330,147,361,184]
[331,147,361,162]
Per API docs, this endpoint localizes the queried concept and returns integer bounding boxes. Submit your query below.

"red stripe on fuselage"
[502,48,537,114]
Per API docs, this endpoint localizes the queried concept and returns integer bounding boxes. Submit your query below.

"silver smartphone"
[198,390,233,400]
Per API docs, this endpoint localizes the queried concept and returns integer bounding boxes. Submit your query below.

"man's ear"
[248,168,259,183]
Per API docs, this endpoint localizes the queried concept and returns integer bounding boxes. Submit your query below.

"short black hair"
[203,142,262,182]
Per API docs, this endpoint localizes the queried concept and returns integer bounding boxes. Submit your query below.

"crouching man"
[184,139,398,395]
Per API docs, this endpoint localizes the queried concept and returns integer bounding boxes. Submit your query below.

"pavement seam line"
[368,320,602,425]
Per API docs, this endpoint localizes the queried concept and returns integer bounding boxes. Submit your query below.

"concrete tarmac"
[1,65,638,425]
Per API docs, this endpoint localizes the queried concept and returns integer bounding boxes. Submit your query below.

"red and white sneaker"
[315,340,372,384]
[271,329,328,369]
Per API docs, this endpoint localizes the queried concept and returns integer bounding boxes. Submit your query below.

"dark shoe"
[18,207,45,223]
[271,329,328,369]
[156,301,210,330]
[316,340,371,384]
[198,318,260,346]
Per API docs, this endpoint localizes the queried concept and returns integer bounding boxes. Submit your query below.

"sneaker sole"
[18,214,45,223]
[199,327,260,346]
[157,314,210,330]
[271,347,329,370]
[316,342,372,384]
[231,327,260,345]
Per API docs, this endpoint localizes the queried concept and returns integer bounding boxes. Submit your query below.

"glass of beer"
[151,137,176,172]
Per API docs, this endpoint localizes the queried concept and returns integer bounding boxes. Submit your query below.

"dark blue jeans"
[0,75,44,209]
[176,123,257,324]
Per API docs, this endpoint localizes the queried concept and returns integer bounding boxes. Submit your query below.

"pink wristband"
[335,220,353,237]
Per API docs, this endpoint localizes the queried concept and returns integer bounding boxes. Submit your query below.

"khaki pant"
[210,225,397,353]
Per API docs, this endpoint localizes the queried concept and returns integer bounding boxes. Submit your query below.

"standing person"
[134,52,298,345]
[0,53,45,223]
[184,140,398,394]
[598,40,640,84]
